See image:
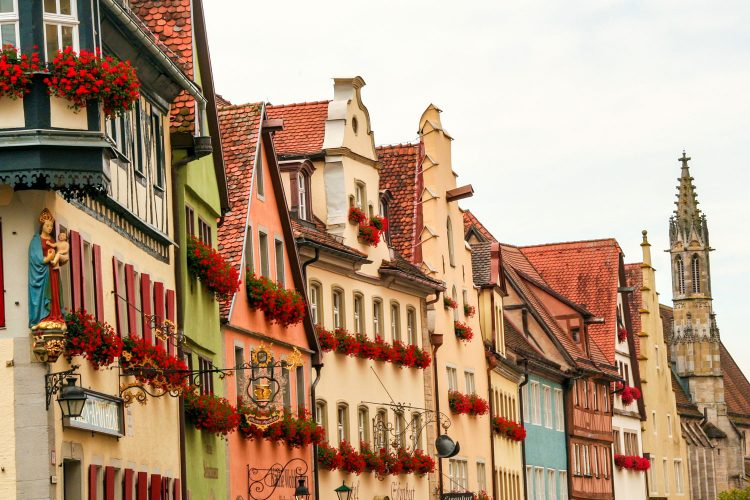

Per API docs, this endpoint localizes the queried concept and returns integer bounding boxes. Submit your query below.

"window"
[151,112,165,188]
[355,182,366,209]
[548,469,557,500]
[656,345,661,369]
[43,0,78,60]
[281,367,291,411]
[525,466,534,498]
[464,371,476,394]
[357,407,369,446]
[446,367,458,392]
[258,231,270,278]
[297,173,308,220]
[0,0,18,47]
[592,380,599,410]
[198,218,211,246]
[476,462,487,493]
[245,226,254,274]
[353,293,364,334]
[274,239,284,285]
[390,302,401,341]
[530,381,541,425]
[407,308,417,345]
[234,346,244,400]
[448,459,468,491]
[691,254,701,293]
[372,299,382,336]
[411,413,422,449]
[197,356,214,395]
[452,286,459,322]
[309,282,321,325]
[572,444,581,476]
[648,457,656,493]
[667,414,673,437]
[394,412,406,448]
[559,471,567,499]
[653,411,658,435]
[336,404,349,444]
[624,431,639,455]
[601,447,609,478]
[332,289,344,328]
[602,384,610,412]
[256,151,264,197]
[613,429,621,454]
[379,196,390,243]
[571,326,580,342]
[582,445,591,476]
[663,458,670,495]
[375,410,388,448]
[185,206,195,237]
[554,388,564,431]
[543,386,552,428]
[295,366,305,415]
[522,384,530,422]
[676,256,685,294]
[315,400,328,435]
[573,380,580,406]
[534,467,544,500]
[447,217,455,266]
[674,459,684,494]
[582,379,589,409]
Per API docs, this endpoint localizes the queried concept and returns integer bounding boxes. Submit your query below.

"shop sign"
[64,390,124,437]
[441,493,474,500]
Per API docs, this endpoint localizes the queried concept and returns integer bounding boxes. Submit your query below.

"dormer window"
[43,0,79,60]
[280,160,314,221]
[571,327,580,342]
[0,0,19,46]
[297,173,308,220]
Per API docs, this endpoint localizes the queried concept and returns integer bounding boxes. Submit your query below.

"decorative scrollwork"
[365,400,451,453]
[247,458,308,500]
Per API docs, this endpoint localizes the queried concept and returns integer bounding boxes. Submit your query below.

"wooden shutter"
[172,479,180,500]
[70,230,83,311]
[104,466,115,500]
[93,244,104,321]
[123,468,134,500]
[113,257,122,336]
[125,264,137,337]
[88,464,99,500]
[161,477,170,499]
[0,220,5,328]
[141,274,152,345]
[149,474,161,500]
[153,282,165,348]
[166,289,175,356]
[136,472,148,500]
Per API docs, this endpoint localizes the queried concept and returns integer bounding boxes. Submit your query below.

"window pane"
[45,24,59,58]
[60,0,72,15]
[61,25,73,50]
[44,0,56,14]
[0,24,15,46]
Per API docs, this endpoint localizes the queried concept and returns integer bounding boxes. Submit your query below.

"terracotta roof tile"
[376,143,421,263]
[216,102,263,319]
[720,342,750,422]
[292,218,368,260]
[660,304,674,363]
[463,209,497,243]
[379,252,445,291]
[521,239,622,364]
[267,101,330,157]
[624,263,643,357]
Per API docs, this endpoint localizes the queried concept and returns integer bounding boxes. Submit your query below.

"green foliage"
[719,487,750,500]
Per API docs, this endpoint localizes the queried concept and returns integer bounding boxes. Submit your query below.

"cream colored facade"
[636,232,691,499]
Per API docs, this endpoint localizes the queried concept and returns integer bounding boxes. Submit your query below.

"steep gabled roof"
[216,103,263,319]
[463,209,498,243]
[266,101,330,157]
[377,143,421,262]
[720,342,750,425]
[624,263,643,357]
[521,239,622,363]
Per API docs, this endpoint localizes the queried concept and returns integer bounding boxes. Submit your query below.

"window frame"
[691,254,701,293]
[274,238,285,285]
[357,406,370,447]
[255,150,265,198]
[406,307,417,345]
[332,288,345,329]
[353,292,364,334]
[296,172,308,220]
[315,400,328,435]
[336,403,349,445]
[309,281,322,325]
[543,385,552,428]
[464,370,476,394]
[372,298,383,336]
[676,255,685,294]
[554,388,564,431]
[354,182,366,210]
[446,366,459,392]
[0,0,19,48]
[390,301,401,342]
[258,230,270,278]
[43,0,79,61]
[447,216,456,267]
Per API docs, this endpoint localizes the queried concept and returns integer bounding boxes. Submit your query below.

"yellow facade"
[635,232,691,498]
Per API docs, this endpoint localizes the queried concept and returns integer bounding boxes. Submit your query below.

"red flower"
[0,45,40,99]
[186,237,240,300]
[491,416,526,442]
[616,383,642,406]
[183,390,240,437]
[358,225,381,246]
[64,310,124,369]
[245,272,306,327]
[448,390,488,416]
[369,215,388,232]
[454,321,474,342]
[317,443,343,471]
[464,304,476,318]
[315,326,431,369]
[614,454,650,472]
[444,297,458,309]
[617,325,628,343]
[348,207,368,225]
[338,441,366,475]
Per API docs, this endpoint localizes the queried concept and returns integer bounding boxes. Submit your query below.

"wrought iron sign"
[362,400,452,453]
[247,458,309,500]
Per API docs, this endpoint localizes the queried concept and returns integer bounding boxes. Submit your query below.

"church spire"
[674,151,701,223]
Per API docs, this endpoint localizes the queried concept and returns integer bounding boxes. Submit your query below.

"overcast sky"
[204,1,750,375]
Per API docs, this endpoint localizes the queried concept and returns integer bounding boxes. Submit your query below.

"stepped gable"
[521,239,622,364]
[266,101,330,157]
[377,143,421,262]
[624,263,643,356]
[463,209,498,243]
[216,103,263,319]
[720,343,750,426]
[129,0,196,133]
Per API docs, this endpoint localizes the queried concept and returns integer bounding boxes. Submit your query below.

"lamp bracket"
[45,365,81,410]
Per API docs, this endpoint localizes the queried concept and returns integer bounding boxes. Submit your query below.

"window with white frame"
[523,384,530,422]
[448,459,468,492]
[407,307,417,345]
[357,406,369,446]
[663,458,670,495]
[375,410,387,448]
[554,388,564,431]
[548,469,557,500]
[0,0,18,47]
[464,371,476,394]
[390,302,400,341]
[315,400,327,435]
[353,293,364,334]
[297,173,308,220]
[332,289,344,328]
[355,182,366,209]
[43,0,79,60]
[446,366,458,392]
[394,412,406,448]
[476,462,486,494]
[309,282,321,325]
[336,404,349,445]
[274,239,285,285]
[534,467,544,500]
[258,231,270,278]
[674,459,684,494]
[245,225,254,274]
[530,381,541,425]
[559,471,567,499]
[543,385,552,428]
[525,466,534,498]
[372,299,382,336]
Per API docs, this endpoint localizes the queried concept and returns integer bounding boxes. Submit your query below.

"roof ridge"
[376,142,420,150]
[625,261,643,269]
[267,100,331,109]
[520,237,619,250]
[218,102,263,112]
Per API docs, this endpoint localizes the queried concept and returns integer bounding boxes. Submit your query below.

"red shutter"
[153,282,165,348]
[172,479,180,500]
[141,274,153,345]
[70,230,82,311]
[123,469,134,500]
[125,264,137,337]
[136,472,148,500]
[166,289,175,356]
[0,220,5,328]
[88,464,99,500]
[113,257,122,337]
[104,466,115,500]
[149,474,161,500]
[161,477,170,499]
[93,244,104,322]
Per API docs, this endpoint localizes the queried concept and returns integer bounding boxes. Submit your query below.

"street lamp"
[334,481,352,500]
[58,377,87,418]
[294,476,310,499]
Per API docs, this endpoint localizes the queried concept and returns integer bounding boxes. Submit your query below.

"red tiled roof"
[462,209,498,243]
[216,94,232,107]
[266,101,330,157]
[624,263,643,357]
[291,218,367,260]
[377,143,421,262]
[216,102,263,319]
[660,304,674,363]
[129,0,196,134]
[521,239,622,364]
[720,342,750,421]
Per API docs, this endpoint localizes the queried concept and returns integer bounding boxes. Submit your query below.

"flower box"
[238,407,325,448]
[316,325,431,369]
[453,321,474,342]
[492,416,526,441]
[0,45,41,99]
[448,390,489,416]
[184,390,240,437]
[187,237,240,300]
[614,454,650,471]
[320,441,435,478]
[464,304,476,318]
[64,310,123,369]
[120,336,189,394]
[443,297,458,309]
[245,272,306,327]
[348,206,368,225]
[616,382,642,406]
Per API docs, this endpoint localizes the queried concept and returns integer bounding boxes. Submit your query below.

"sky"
[204,1,750,375]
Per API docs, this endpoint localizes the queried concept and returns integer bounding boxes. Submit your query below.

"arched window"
[315,400,328,434]
[411,413,422,450]
[353,293,365,334]
[691,254,701,293]
[375,409,388,448]
[676,256,685,295]
[394,411,406,448]
[297,173,308,220]
[452,286,459,322]
[358,406,370,446]
[390,302,401,341]
[336,403,349,444]
[447,217,455,266]
[355,182,366,209]
[372,298,383,336]
[309,281,321,325]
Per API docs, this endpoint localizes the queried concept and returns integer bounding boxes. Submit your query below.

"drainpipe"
[518,359,529,500]
[300,245,320,281]
[426,291,444,497]
[487,290,497,498]
[310,363,323,500]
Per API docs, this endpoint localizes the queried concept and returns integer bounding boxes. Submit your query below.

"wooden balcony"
[571,474,613,499]
[572,408,612,440]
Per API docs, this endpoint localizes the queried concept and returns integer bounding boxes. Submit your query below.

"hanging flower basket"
[616,382,642,406]
[492,416,526,441]
[348,206,368,225]
[187,237,240,300]
[64,310,124,369]
[448,390,489,416]
[245,272,306,327]
[444,297,458,309]
[0,45,41,99]
[44,46,140,118]
[614,454,650,471]
[316,325,431,369]
[474,492,491,500]
[238,407,325,448]
[454,321,474,342]
[370,215,388,232]
[464,304,476,318]
[184,390,240,437]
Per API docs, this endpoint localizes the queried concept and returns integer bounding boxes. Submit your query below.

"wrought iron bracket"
[45,365,80,410]
[247,457,308,500]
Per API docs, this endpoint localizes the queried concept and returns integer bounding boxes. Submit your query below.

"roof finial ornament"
[679,150,691,169]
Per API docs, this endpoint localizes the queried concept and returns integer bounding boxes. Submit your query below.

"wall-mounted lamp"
[45,366,87,419]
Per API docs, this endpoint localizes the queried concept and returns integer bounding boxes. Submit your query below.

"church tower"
[668,151,724,417]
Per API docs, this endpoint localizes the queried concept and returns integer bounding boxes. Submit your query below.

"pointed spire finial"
[679,150,691,168]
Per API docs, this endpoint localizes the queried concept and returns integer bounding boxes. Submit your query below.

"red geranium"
[358,224,381,246]
[464,304,476,318]
[614,454,650,472]
[474,492,491,500]
[316,326,431,369]
[183,390,240,437]
[616,382,642,406]
[617,325,628,343]
[187,237,240,300]
[0,45,40,99]
[317,324,338,351]
[338,441,367,475]
[44,46,140,117]
[317,443,343,471]
[454,321,474,342]
[370,215,389,232]
[246,272,306,327]
[448,390,489,416]
[120,335,189,394]
[444,297,458,309]
[238,407,325,448]
[492,416,526,442]
[64,310,124,369]
[348,207,368,225]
